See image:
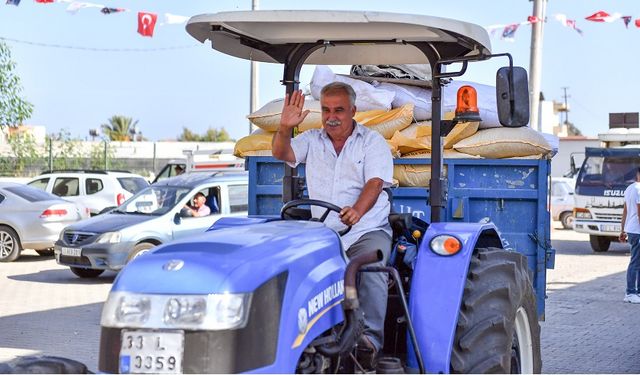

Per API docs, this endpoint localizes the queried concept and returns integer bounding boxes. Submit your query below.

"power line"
[0,36,199,52]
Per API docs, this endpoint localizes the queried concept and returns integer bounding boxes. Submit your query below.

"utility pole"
[249,0,259,135]
[561,86,570,124]
[529,0,547,131]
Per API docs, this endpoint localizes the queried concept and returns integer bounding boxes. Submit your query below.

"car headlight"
[573,208,592,219]
[96,232,122,244]
[101,291,252,330]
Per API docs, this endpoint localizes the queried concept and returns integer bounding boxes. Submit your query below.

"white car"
[551,177,575,229]
[27,170,149,216]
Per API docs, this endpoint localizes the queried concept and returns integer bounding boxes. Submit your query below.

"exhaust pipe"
[316,249,383,357]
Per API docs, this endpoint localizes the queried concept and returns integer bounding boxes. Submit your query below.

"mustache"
[326,119,341,127]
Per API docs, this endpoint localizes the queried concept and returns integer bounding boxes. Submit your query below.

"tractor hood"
[111,220,344,295]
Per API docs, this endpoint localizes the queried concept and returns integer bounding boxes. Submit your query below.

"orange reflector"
[443,237,461,254]
[412,230,422,239]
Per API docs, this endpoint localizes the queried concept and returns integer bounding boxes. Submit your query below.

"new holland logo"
[162,259,184,271]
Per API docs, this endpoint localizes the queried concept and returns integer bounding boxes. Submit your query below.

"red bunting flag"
[636,19,640,28]
[34,0,54,3]
[585,11,611,22]
[137,11,157,37]
[527,16,540,24]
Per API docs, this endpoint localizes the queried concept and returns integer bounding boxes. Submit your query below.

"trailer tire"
[450,247,541,374]
[589,235,611,252]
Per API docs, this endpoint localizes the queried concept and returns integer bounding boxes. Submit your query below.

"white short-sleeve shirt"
[288,122,393,249]
[624,182,640,234]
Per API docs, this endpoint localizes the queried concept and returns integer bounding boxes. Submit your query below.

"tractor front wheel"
[450,247,541,374]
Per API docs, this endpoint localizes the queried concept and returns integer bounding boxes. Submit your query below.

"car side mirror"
[496,66,530,127]
[174,212,182,224]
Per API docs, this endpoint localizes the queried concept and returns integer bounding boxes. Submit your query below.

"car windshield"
[577,156,640,188]
[112,186,191,215]
[4,185,60,202]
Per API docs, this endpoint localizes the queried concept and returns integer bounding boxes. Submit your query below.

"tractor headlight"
[101,292,252,330]
[96,231,122,244]
[430,235,462,256]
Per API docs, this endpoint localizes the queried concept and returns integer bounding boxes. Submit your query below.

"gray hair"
[320,82,356,107]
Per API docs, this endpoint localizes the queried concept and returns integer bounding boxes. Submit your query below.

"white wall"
[551,137,601,177]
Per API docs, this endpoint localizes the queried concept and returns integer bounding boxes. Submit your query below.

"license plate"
[119,330,184,374]
[60,247,81,257]
[602,224,621,232]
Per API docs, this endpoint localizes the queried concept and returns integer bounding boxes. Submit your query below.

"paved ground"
[0,223,638,373]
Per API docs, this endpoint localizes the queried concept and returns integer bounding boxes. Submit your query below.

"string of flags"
[4,0,191,38]
[4,2,640,41]
[487,10,640,41]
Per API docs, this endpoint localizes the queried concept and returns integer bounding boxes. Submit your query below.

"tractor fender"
[407,221,504,373]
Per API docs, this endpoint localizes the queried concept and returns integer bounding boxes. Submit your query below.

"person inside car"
[184,192,210,217]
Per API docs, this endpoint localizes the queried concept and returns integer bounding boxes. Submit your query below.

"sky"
[0,0,637,141]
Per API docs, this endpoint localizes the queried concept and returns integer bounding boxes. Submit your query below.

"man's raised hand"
[279,90,310,130]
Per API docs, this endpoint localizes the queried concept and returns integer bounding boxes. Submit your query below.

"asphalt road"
[0,223,638,373]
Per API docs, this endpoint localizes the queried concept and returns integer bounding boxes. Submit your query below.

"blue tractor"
[98,10,550,374]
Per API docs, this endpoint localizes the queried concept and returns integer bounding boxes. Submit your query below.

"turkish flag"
[636,19,640,28]
[585,11,611,22]
[137,12,158,37]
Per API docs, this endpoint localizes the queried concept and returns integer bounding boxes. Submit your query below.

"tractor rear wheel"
[450,247,541,374]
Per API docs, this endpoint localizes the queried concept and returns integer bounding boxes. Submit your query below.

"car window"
[4,185,59,202]
[117,186,191,215]
[28,178,49,190]
[551,182,565,197]
[228,184,248,213]
[0,193,4,204]
[52,178,79,197]
[86,178,104,195]
[118,177,149,194]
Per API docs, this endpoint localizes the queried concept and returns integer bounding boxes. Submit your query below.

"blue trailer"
[96,10,553,374]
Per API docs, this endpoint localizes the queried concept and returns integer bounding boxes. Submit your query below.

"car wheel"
[0,226,21,263]
[560,212,574,230]
[70,267,105,278]
[127,242,156,262]
[36,249,55,257]
[589,235,611,252]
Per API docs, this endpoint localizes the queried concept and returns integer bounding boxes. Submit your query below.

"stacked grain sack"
[235,65,553,187]
[235,65,415,157]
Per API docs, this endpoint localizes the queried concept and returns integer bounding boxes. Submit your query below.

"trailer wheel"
[589,235,611,252]
[450,247,541,374]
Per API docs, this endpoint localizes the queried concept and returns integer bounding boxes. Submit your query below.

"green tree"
[48,129,83,170]
[0,41,33,127]
[7,132,42,175]
[101,115,138,141]
[178,127,233,142]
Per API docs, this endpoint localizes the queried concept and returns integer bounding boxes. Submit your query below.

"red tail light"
[117,193,125,206]
[41,209,67,218]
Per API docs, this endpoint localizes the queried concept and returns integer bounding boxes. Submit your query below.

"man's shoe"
[623,294,640,303]
[355,335,378,372]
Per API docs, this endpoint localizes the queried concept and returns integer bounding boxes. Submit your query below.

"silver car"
[55,172,248,278]
[0,182,89,262]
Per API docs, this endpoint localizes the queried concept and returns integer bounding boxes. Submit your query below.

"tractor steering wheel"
[280,199,352,236]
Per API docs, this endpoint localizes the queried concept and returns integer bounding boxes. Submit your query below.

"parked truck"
[97,10,553,374]
[573,113,640,252]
